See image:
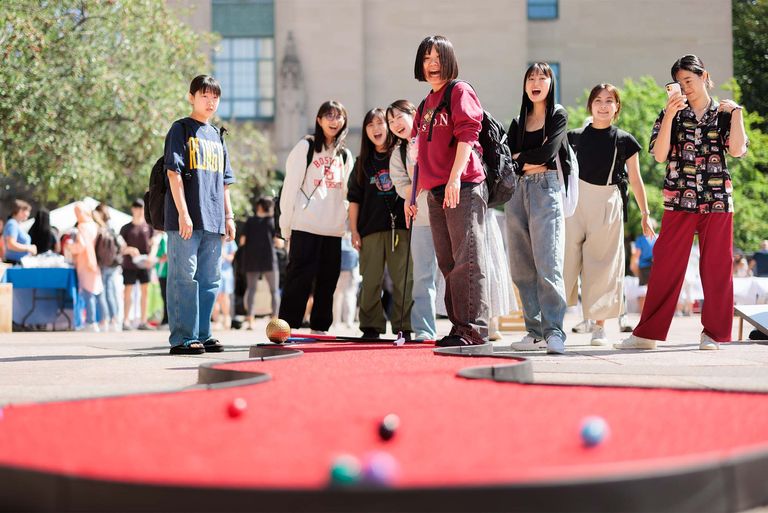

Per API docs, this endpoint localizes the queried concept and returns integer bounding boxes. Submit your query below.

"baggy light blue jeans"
[410,225,438,340]
[428,182,489,343]
[80,289,107,325]
[167,230,222,346]
[505,171,566,341]
[100,266,119,321]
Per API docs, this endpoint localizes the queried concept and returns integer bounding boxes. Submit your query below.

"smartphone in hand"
[665,82,686,103]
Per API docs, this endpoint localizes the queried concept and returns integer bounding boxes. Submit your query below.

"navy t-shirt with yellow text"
[163,117,235,234]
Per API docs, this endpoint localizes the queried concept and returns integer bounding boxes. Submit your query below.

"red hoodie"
[412,81,484,191]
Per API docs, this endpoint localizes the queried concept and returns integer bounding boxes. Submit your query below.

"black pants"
[278,230,341,331]
[159,277,168,325]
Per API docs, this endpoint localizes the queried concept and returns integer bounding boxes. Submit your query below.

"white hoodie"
[279,138,353,239]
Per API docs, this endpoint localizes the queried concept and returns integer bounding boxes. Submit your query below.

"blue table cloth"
[1,267,80,330]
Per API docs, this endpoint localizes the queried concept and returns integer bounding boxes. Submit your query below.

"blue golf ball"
[581,416,609,447]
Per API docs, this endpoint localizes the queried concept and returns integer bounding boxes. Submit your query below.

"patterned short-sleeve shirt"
[649,100,733,214]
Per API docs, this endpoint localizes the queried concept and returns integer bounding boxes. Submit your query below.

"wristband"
[731,106,742,113]
[640,211,650,216]
[225,214,235,220]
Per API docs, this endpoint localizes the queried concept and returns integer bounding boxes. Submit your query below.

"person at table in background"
[750,240,768,277]
[28,208,60,255]
[0,219,5,261]
[629,217,657,313]
[153,230,169,329]
[615,54,748,351]
[67,202,107,332]
[93,203,125,332]
[733,250,751,278]
[120,198,155,331]
[212,238,237,330]
[3,200,37,265]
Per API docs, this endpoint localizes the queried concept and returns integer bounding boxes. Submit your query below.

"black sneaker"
[361,329,380,339]
[436,335,482,347]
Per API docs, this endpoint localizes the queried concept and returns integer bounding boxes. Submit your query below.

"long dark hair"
[355,108,393,186]
[28,208,54,253]
[312,100,349,155]
[516,62,557,148]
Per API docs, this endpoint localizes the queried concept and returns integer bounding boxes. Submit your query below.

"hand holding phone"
[664,82,687,115]
[665,82,682,98]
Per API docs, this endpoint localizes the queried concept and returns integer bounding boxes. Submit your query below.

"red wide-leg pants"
[633,211,733,342]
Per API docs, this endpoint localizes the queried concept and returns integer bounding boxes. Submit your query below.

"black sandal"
[169,342,205,355]
[202,338,224,353]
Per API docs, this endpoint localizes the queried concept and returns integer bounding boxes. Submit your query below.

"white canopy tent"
[21,197,132,234]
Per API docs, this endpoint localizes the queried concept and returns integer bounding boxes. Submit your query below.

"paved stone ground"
[1,310,767,406]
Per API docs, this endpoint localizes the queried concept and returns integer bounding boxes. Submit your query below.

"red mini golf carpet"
[0,340,767,511]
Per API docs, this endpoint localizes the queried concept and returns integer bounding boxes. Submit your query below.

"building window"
[214,38,275,119]
[212,0,275,120]
[528,0,558,20]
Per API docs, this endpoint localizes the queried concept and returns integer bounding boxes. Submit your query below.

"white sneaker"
[311,329,328,335]
[83,323,100,333]
[590,326,608,346]
[546,333,566,354]
[699,333,720,350]
[510,334,546,351]
[111,320,122,332]
[572,319,595,334]
[489,331,503,341]
[614,334,657,350]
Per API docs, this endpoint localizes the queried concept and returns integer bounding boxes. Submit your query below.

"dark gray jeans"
[428,182,489,343]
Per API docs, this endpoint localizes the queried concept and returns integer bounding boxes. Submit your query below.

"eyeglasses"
[322,112,345,121]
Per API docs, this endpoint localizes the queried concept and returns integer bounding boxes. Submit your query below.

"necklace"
[373,151,388,161]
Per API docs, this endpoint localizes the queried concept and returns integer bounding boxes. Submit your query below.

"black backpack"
[94,226,121,268]
[418,80,518,207]
[274,136,350,239]
[144,120,226,230]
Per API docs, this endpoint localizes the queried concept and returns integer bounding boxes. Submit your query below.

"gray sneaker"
[510,334,545,351]
[546,333,566,354]
[572,319,595,334]
[590,326,608,346]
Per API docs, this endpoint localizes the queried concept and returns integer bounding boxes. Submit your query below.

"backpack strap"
[304,135,315,171]
[399,141,407,170]
[421,80,461,143]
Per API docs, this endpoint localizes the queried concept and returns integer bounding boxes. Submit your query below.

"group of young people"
[156,35,747,355]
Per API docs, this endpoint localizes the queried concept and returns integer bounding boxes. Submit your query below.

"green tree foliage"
[733,0,768,128]
[567,76,768,251]
[220,121,278,219]
[0,0,207,210]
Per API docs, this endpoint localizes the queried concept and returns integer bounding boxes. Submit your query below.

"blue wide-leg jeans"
[167,230,222,346]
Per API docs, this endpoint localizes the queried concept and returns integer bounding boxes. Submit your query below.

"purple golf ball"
[362,451,399,486]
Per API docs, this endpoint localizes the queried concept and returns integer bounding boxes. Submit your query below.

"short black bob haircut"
[189,75,222,97]
[414,35,459,82]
